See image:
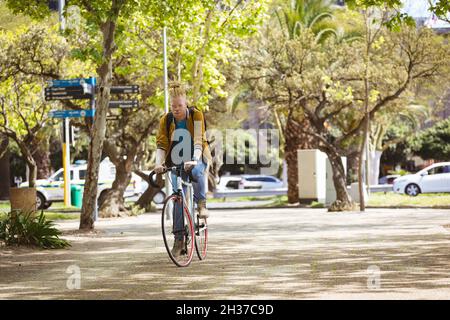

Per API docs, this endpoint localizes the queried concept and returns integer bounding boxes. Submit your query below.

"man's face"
[171,96,187,121]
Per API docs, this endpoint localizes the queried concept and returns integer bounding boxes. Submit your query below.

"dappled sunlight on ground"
[1,208,450,299]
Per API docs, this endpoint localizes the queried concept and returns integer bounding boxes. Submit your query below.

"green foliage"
[408,119,450,161]
[387,169,410,176]
[275,0,337,42]
[345,0,450,30]
[0,210,71,249]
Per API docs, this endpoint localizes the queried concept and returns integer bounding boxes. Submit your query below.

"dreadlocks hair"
[168,81,187,99]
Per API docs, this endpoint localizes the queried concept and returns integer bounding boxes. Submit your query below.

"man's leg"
[191,161,208,218]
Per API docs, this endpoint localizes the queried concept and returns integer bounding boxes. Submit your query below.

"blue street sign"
[49,109,95,118]
[49,77,96,88]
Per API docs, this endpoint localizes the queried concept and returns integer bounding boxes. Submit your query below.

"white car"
[239,175,284,190]
[20,158,143,209]
[393,162,450,196]
[215,176,242,191]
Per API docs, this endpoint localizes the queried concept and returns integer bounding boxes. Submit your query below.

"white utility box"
[297,149,346,205]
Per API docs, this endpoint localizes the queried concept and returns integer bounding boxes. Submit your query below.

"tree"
[6,0,162,230]
[275,0,337,42]
[266,0,339,203]
[246,23,449,211]
[346,0,449,28]
[409,119,450,162]
[369,103,430,184]
[0,25,69,188]
[54,1,269,217]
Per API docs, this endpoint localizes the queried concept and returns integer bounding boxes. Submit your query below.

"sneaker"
[197,200,209,219]
[171,239,185,257]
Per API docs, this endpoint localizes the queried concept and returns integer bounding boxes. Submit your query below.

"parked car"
[216,175,243,191]
[239,175,284,190]
[378,174,400,185]
[20,158,143,209]
[393,162,450,196]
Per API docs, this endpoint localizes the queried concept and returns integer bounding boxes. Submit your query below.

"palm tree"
[273,0,338,203]
[276,0,337,42]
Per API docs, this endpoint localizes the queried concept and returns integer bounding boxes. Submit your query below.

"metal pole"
[63,117,71,206]
[163,27,169,114]
[366,115,371,196]
[163,27,170,196]
[90,77,98,222]
[58,0,66,31]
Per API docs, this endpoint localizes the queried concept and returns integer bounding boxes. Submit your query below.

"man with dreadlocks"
[154,82,212,257]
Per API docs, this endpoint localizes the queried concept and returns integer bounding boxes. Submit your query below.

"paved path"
[1,208,450,299]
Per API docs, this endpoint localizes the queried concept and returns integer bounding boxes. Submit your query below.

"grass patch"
[208,195,285,203]
[367,192,450,207]
[0,202,79,221]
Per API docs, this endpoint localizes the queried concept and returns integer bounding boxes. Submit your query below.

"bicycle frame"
[166,166,195,225]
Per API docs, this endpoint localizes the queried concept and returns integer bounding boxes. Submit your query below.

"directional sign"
[110,85,140,94]
[49,77,96,88]
[49,109,95,118]
[45,93,93,101]
[45,85,94,101]
[108,100,139,109]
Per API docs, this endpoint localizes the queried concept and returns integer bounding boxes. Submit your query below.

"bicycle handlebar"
[148,163,197,188]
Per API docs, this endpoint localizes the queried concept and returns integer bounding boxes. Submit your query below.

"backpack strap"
[188,106,209,143]
[165,112,174,139]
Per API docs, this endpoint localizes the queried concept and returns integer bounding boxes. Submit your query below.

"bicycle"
[149,164,208,267]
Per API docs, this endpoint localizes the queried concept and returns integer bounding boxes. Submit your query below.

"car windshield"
[52,170,74,181]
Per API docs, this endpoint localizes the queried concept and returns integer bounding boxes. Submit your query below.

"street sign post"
[49,109,95,118]
[110,85,140,94]
[45,77,96,211]
[108,100,139,109]
[49,78,96,87]
[44,77,140,220]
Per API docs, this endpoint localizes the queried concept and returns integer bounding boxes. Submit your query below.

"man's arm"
[155,115,168,172]
[192,111,205,161]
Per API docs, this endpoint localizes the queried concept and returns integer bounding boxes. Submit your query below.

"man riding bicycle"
[154,82,211,257]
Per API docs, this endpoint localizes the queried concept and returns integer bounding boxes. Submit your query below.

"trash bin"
[71,185,83,208]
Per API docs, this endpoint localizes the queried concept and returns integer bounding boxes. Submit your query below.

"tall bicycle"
[149,164,208,267]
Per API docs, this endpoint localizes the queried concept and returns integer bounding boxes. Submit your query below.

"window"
[53,170,74,181]
[246,177,276,182]
[226,181,239,189]
[428,166,449,175]
[79,170,86,180]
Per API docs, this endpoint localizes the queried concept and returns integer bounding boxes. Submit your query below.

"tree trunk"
[285,116,300,203]
[98,159,131,218]
[0,135,10,200]
[369,149,382,185]
[136,172,164,209]
[32,140,52,179]
[17,141,37,188]
[25,157,37,188]
[358,114,369,211]
[80,19,118,230]
[284,116,317,204]
[326,150,357,212]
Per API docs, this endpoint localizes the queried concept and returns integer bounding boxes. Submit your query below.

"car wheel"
[405,183,420,196]
[36,192,46,210]
[43,201,52,210]
[152,191,166,204]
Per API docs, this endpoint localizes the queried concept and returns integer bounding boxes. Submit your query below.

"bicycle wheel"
[195,215,208,260]
[161,195,195,267]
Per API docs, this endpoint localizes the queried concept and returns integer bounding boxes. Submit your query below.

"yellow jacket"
[156,108,212,165]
